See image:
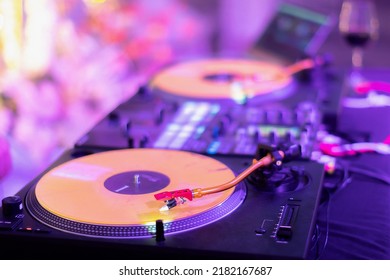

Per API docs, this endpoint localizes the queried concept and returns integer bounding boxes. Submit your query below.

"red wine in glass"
[339,0,379,69]
[344,31,372,48]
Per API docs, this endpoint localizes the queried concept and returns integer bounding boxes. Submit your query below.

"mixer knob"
[127,137,135,148]
[136,85,149,96]
[124,120,132,137]
[212,121,225,139]
[268,130,278,145]
[284,131,294,143]
[263,111,270,124]
[247,125,260,143]
[2,196,23,218]
[276,111,284,124]
[155,108,165,125]
[139,136,149,148]
[108,112,120,125]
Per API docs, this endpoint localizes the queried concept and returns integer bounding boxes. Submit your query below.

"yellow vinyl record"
[150,58,293,100]
[35,149,238,226]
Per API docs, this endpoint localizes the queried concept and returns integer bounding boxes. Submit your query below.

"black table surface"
[316,69,390,259]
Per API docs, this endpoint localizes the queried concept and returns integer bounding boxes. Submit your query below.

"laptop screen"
[252,3,335,62]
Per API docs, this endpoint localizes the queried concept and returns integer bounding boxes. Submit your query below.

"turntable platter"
[150,58,293,100]
[29,149,246,237]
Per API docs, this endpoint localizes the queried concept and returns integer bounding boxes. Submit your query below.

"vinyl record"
[34,149,243,227]
[151,58,293,100]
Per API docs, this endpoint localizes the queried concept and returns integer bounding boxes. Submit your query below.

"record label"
[104,171,170,195]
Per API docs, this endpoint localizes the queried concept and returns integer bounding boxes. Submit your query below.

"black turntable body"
[0,58,343,260]
[0,151,324,260]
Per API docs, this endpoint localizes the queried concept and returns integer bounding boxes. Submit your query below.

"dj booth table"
[316,69,390,259]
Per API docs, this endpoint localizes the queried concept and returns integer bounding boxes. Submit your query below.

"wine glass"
[339,0,379,73]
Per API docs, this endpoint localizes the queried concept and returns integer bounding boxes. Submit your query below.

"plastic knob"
[139,136,149,148]
[108,112,120,124]
[155,109,165,125]
[127,137,135,148]
[2,196,23,217]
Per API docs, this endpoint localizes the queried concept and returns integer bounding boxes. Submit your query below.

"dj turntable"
[0,148,324,259]
[76,58,342,158]
[0,58,343,259]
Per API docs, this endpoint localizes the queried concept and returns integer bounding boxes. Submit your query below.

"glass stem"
[352,47,363,70]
